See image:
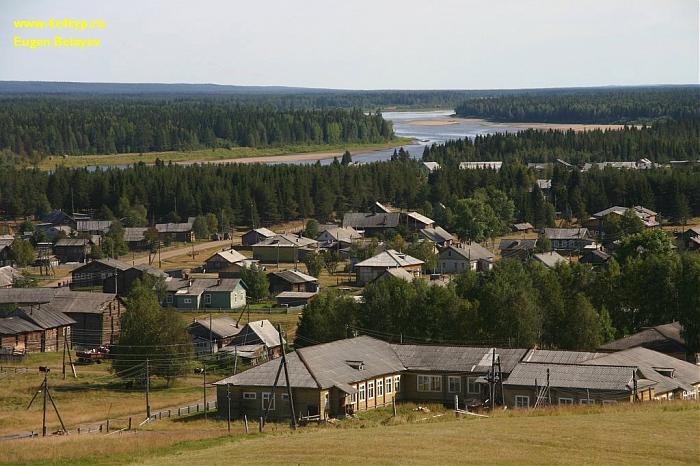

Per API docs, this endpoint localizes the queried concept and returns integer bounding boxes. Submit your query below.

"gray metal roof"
[440,244,494,262]
[72,258,131,273]
[391,345,527,374]
[13,307,76,329]
[206,248,247,264]
[124,227,148,242]
[44,291,118,314]
[76,220,112,232]
[0,316,43,335]
[231,320,284,348]
[355,250,424,268]
[499,239,537,251]
[215,351,317,388]
[533,251,567,269]
[254,234,317,248]
[190,316,242,339]
[269,269,318,284]
[522,349,601,364]
[598,322,686,351]
[342,212,400,229]
[55,238,91,247]
[0,288,59,305]
[544,228,590,240]
[504,362,636,391]
[420,226,454,243]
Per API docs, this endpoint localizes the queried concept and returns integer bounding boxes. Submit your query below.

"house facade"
[11,307,75,352]
[354,250,424,285]
[268,270,319,294]
[252,235,317,263]
[544,228,594,251]
[438,244,494,274]
[54,238,91,263]
[164,278,246,310]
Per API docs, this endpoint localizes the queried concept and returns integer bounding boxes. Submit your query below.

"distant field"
[1,401,697,465]
[36,138,412,171]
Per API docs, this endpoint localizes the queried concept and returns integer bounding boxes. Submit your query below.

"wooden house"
[438,244,494,274]
[579,249,610,266]
[76,220,113,236]
[54,238,92,263]
[0,317,44,354]
[342,212,401,236]
[511,222,534,233]
[164,278,247,310]
[402,212,435,231]
[267,270,319,294]
[275,291,318,307]
[11,307,76,352]
[499,238,537,260]
[70,258,131,291]
[354,250,424,285]
[188,316,242,354]
[252,234,317,263]
[241,228,276,247]
[203,248,248,272]
[420,227,454,248]
[124,227,150,250]
[155,217,195,242]
[598,322,699,364]
[532,251,567,269]
[316,227,361,249]
[543,228,594,252]
[0,238,14,266]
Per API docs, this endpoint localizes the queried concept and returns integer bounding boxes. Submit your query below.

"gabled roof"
[405,211,434,226]
[76,220,112,232]
[190,316,242,339]
[269,269,318,284]
[422,162,440,171]
[245,228,276,238]
[391,345,527,374]
[580,249,610,263]
[375,267,415,282]
[512,222,534,231]
[522,349,601,364]
[207,278,244,292]
[598,322,687,351]
[232,319,285,348]
[0,288,59,305]
[355,249,424,268]
[72,258,131,273]
[13,307,76,329]
[592,206,658,226]
[44,291,118,314]
[0,316,43,335]
[342,212,401,229]
[216,351,317,388]
[533,251,567,269]
[504,362,636,391]
[420,226,454,243]
[544,228,590,240]
[55,238,91,247]
[318,227,361,243]
[253,234,317,248]
[206,248,247,264]
[0,266,21,288]
[124,227,148,242]
[441,244,494,262]
[499,238,537,251]
[155,217,195,233]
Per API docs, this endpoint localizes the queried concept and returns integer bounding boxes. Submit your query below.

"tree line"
[0,100,393,158]
[296,229,700,352]
[454,87,700,123]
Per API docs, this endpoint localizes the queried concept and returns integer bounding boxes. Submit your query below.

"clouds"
[0,0,697,88]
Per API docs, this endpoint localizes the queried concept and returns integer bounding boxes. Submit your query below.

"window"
[377,378,384,397]
[579,399,595,405]
[262,392,275,410]
[359,383,366,401]
[558,398,574,405]
[385,377,392,394]
[417,375,442,392]
[243,392,256,400]
[367,381,375,399]
[466,377,480,394]
[394,376,401,392]
[166,294,173,304]
[204,294,211,304]
[281,393,289,400]
[515,395,529,408]
[602,400,617,405]
[351,385,357,403]
[448,376,461,393]
[183,297,192,304]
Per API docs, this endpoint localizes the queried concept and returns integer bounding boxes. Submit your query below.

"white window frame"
[359,383,366,401]
[394,375,401,392]
[558,397,574,405]
[204,294,212,304]
[242,392,256,400]
[367,381,375,399]
[377,378,384,397]
[417,375,442,392]
[579,399,595,405]
[385,377,392,394]
[351,385,357,403]
[183,297,192,304]
[466,376,480,394]
[448,376,461,393]
[262,392,275,411]
[515,395,529,408]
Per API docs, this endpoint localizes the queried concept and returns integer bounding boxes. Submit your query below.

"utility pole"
[278,325,297,429]
[145,359,151,420]
[226,383,232,434]
[27,367,67,436]
[42,368,48,436]
[209,312,213,355]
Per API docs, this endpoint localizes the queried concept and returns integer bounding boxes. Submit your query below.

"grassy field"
[36,139,412,171]
[1,401,697,465]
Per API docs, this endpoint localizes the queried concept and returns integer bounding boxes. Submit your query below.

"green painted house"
[164,278,246,310]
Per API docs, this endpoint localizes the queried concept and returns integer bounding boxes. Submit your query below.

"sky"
[1,0,698,89]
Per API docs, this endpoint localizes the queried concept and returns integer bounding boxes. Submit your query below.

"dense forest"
[455,87,700,123]
[421,116,700,164]
[1,156,698,232]
[0,101,393,157]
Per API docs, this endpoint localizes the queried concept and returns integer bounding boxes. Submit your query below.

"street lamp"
[194,366,207,420]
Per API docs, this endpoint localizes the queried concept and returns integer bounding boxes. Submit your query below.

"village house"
[164,278,247,310]
[54,238,92,263]
[275,291,318,307]
[155,217,196,242]
[124,227,150,250]
[591,205,659,229]
[215,336,405,421]
[0,288,60,306]
[76,220,113,236]
[342,212,401,236]
[0,317,44,354]
[241,227,276,247]
[222,319,286,364]
[102,264,169,295]
[579,249,610,266]
[11,306,75,352]
[499,238,538,260]
[70,258,131,291]
[268,270,319,294]
[458,161,503,171]
[42,291,124,349]
[532,251,567,269]
[544,228,594,252]
[421,161,440,173]
[0,238,14,266]
[0,266,21,288]
[354,249,424,285]
[680,225,700,251]
[597,322,699,364]
[438,243,494,274]
[203,248,248,272]
[41,210,82,229]
[420,226,455,248]
[511,222,534,233]
[316,226,361,249]
[252,234,317,263]
[188,316,242,354]
[373,267,416,284]
[401,212,435,231]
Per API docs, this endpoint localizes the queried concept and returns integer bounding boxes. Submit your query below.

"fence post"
[106,419,110,433]
[259,417,264,432]
[99,424,103,433]
[77,427,81,434]
[128,417,132,430]
[244,415,249,434]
